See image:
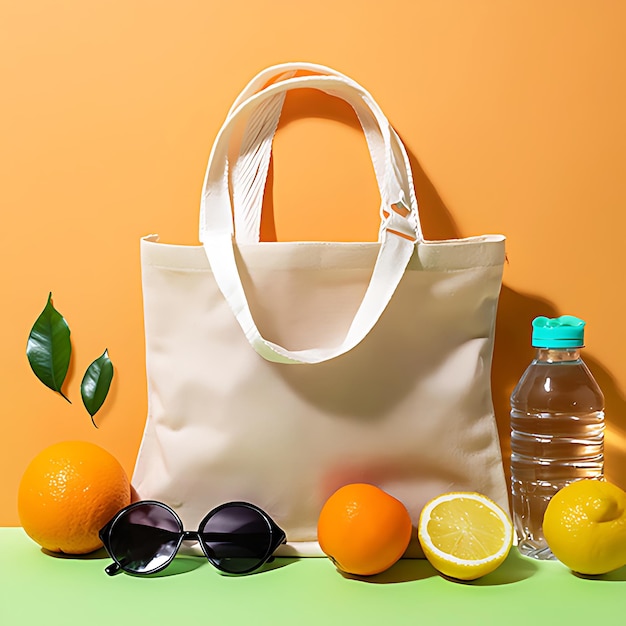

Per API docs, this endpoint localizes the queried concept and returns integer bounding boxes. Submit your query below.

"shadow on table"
[575,565,626,582]
[339,558,437,584]
[139,556,297,578]
[41,547,204,577]
[40,547,296,578]
[42,547,109,560]
[125,556,296,579]
[466,550,538,586]
[341,550,538,586]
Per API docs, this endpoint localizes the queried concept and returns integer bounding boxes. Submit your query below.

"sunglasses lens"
[200,505,272,574]
[109,503,182,574]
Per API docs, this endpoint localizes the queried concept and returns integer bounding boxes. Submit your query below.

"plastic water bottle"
[510,315,605,559]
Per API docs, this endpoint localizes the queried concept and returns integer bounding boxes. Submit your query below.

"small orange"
[317,483,413,576]
[17,441,131,554]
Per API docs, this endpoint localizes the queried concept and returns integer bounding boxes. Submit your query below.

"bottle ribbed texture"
[510,347,604,559]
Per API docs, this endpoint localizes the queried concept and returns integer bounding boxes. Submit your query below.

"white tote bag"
[133,63,508,557]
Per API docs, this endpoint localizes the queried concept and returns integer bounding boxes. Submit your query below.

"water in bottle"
[510,315,604,559]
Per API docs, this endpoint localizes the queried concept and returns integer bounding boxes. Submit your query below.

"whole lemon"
[317,483,413,576]
[543,479,626,575]
[17,441,131,554]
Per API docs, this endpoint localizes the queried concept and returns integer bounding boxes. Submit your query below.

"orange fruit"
[17,441,131,554]
[317,483,413,576]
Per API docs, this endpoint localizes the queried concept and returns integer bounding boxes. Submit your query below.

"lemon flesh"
[418,492,513,581]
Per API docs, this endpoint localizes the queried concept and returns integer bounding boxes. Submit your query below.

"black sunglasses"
[99,500,287,576]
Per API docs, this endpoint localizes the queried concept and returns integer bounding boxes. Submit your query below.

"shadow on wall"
[259,87,463,243]
[585,355,626,487]
[491,288,558,487]
[405,140,626,491]
[492,289,626,489]
[256,87,626,489]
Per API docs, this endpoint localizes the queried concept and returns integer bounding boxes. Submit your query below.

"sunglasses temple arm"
[265,531,288,564]
[104,562,122,576]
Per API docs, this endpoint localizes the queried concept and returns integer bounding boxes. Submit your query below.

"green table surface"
[2,527,625,625]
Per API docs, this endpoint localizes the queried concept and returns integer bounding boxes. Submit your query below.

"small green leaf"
[81,349,114,426]
[26,292,71,402]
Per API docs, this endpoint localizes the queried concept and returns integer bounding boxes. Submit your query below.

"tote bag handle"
[224,63,418,244]
[200,63,422,364]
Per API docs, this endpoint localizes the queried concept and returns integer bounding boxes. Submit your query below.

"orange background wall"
[2,1,626,525]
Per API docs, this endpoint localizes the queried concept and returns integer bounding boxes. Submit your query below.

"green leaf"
[81,349,114,426]
[26,292,71,402]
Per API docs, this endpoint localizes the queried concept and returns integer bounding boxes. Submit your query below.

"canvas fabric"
[133,63,508,557]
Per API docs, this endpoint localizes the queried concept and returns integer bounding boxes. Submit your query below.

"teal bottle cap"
[531,315,586,349]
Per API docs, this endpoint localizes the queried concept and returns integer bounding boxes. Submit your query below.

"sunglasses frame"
[99,500,287,576]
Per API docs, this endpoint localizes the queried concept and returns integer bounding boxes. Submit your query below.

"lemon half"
[418,492,513,580]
